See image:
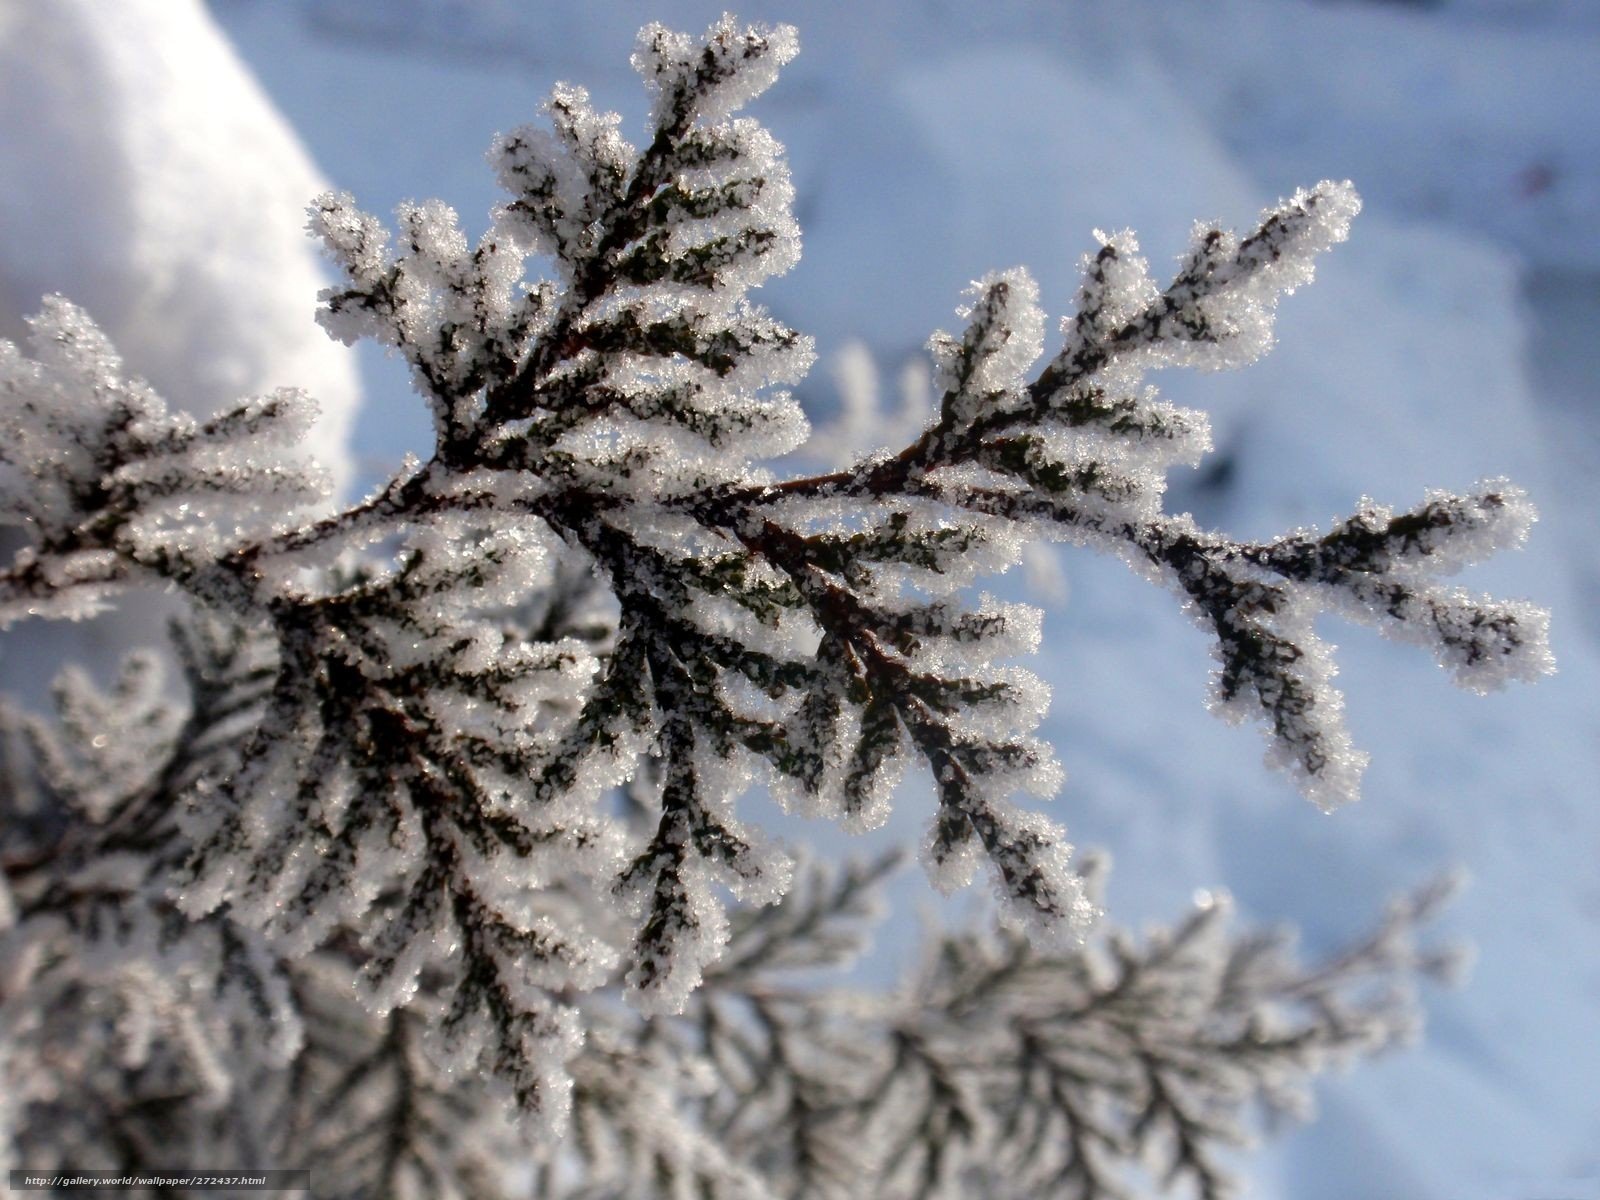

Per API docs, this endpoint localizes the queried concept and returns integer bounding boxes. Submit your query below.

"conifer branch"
[0,14,1549,1192]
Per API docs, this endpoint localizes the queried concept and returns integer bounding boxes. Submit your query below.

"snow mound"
[0,0,358,486]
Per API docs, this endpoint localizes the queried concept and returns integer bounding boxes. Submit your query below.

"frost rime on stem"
[0,11,1552,1151]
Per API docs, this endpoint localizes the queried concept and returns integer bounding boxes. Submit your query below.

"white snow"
[0,0,359,479]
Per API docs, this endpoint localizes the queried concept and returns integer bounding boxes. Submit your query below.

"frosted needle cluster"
[0,15,1548,1198]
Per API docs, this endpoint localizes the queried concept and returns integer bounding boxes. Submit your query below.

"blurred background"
[3,1,1597,1195]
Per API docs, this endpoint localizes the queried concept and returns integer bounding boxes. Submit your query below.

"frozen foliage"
[0,14,1553,1196]
[0,298,327,625]
[669,856,1467,1200]
[0,677,1463,1200]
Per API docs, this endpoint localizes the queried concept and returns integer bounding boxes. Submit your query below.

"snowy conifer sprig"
[0,9,1552,1166]
[545,856,1463,1200]
[0,297,325,625]
[0,619,1468,1200]
[682,198,1551,813]
[0,628,297,1182]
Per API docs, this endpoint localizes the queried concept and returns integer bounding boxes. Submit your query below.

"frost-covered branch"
[0,10,1551,1178]
[0,617,1470,1199]
[547,855,1462,1200]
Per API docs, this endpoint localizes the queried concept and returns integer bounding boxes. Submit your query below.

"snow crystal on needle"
[633,16,800,129]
